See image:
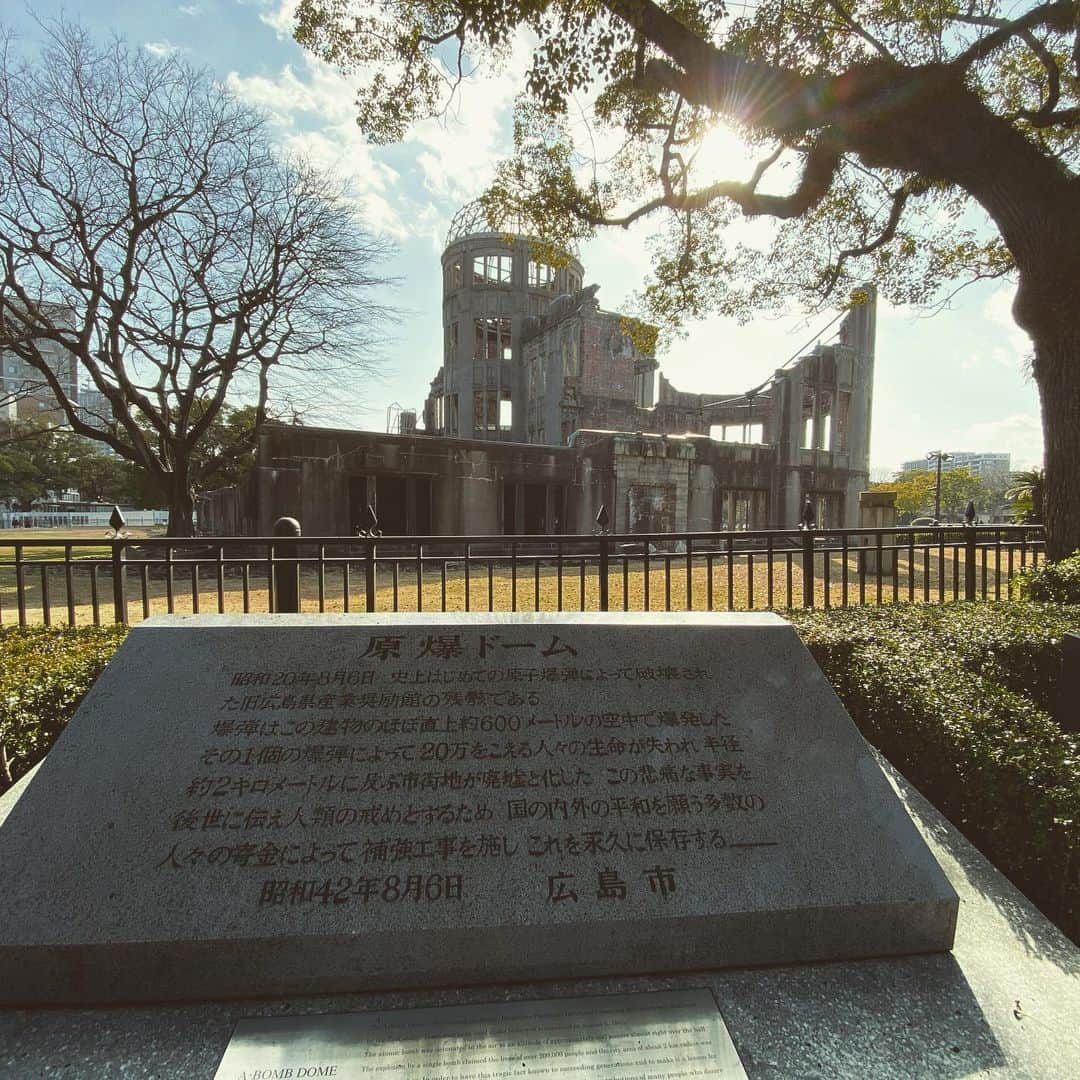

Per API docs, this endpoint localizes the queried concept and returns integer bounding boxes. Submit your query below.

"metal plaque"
[214,988,746,1079]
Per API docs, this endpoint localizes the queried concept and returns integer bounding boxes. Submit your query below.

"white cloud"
[225,27,536,244]
[254,1,300,39]
[144,41,183,58]
[178,4,202,15]
[982,285,1031,365]
[961,413,1044,470]
[226,58,417,239]
[408,27,534,207]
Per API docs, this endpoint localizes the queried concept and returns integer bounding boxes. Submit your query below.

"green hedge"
[0,625,127,791]
[790,603,1080,943]
[1014,549,1080,604]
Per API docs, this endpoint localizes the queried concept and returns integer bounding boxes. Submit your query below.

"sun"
[689,119,765,183]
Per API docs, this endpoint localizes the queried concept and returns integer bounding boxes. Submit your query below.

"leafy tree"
[872,467,984,522]
[0,418,140,508]
[870,472,933,523]
[0,21,390,536]
[975,475,1012,520]
[296,0,1080,557]
[129,402,264,507]
[1006,467,1045,524]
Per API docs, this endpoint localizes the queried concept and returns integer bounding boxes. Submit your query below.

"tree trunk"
[1031,332,1080,561]
[165,470,196,538]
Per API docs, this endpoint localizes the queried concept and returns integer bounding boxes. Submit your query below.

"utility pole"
[927,450,951,521]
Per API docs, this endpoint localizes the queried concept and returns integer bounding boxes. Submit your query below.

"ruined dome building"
[200,201,877,537]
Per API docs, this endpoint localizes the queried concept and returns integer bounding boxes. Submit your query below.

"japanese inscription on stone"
[161,624,775,916]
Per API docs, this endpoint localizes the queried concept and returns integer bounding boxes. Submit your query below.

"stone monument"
[857,489,898,576]
[0,611,957,1005]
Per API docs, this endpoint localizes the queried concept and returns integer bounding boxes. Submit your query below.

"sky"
[3,1,1045,475]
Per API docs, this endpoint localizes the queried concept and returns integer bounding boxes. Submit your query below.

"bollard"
[109,505,128,624]
[272,516,301,613]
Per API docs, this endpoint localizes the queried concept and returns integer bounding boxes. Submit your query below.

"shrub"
[1014,550,1080,603]
[0,625,127,792]
[791,603,1080,943]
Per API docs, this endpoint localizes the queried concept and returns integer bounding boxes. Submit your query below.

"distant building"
[78,388,112,432]
[1,305,78,423]
[901,452,1012,482]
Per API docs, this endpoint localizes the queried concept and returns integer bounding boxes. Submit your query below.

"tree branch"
[949,2,1075,72]
[820,179,929,295]
[588,137,840,227]
[824,0,896,62]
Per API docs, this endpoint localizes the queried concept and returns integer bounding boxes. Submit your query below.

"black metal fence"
[0,515,1046,628]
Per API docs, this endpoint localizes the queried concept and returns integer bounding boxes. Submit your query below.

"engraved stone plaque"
[0,612,957,1004]
[213,989,747,1079]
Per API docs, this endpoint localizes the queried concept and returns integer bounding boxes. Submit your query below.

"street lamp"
[926,450,951,521]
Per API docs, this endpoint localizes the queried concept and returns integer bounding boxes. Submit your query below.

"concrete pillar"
[687,465,716,531]
[858,490,897,576]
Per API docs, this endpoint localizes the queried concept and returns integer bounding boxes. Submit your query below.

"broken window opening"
[634,367,655,408]
[445,321,459,365]
[567,271,581,293]
[499,395,512,431]
[472,253,513,286]
[473,387,507,434]
[444,260,463,292]
[720,489,767,530]
[528,260,557,290]
[817,391,833,450]
[474,317,513,362]
[801,387,815,449]
[710,423,762,444]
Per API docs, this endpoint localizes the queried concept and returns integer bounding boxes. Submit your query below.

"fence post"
[272,517,301,613]
[800,497,816,609]
[596,505,610,612]
[357,504,380,613]
[963,501,978,601]
[109,506,128,624]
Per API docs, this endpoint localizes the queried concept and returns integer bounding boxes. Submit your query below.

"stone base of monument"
[2,756,1077,1078]
[0,613,1077,1076]
[0,613,958,1005]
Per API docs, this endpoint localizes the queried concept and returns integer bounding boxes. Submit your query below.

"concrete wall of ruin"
[204,425,581,538]
[570,431,778,535]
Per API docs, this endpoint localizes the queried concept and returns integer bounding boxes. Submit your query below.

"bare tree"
[0,21,390,535]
